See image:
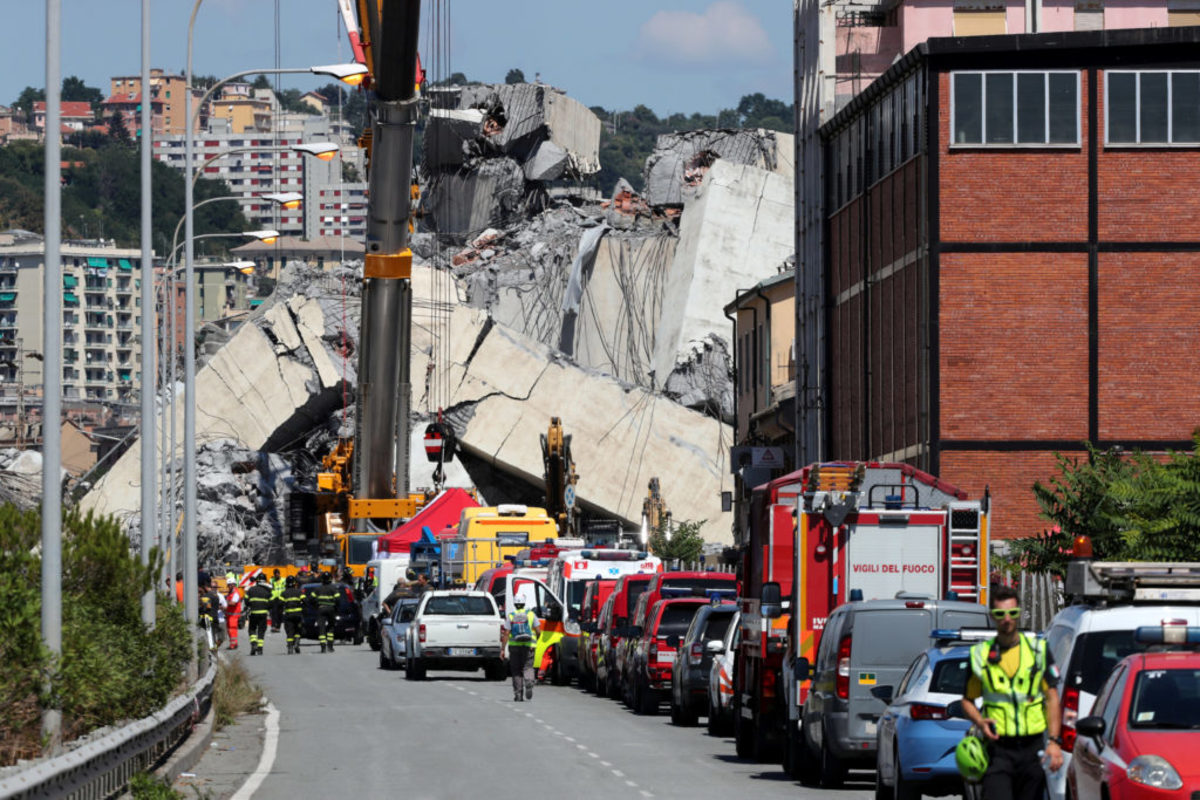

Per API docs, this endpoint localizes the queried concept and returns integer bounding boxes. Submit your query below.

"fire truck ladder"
[947,502,986,602]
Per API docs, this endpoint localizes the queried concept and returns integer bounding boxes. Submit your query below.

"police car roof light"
[849,589,864,602]
[704,588,738,600]
[930,628,995,643]
[1133,624,1200,646]
[660,586,695,599]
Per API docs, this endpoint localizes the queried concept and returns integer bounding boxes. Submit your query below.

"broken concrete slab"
[81,293,351,523]
[424,107,486,169]
[523,140,569,182]
[643,128,795,208]
[651,159,794,391]
[423,157,527,239]
[407,285,732,544]
[457,83,601,176]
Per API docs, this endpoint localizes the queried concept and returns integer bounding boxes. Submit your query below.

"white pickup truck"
[403,590,506,681]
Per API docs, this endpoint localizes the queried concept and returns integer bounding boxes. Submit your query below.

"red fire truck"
[733,462,990,768]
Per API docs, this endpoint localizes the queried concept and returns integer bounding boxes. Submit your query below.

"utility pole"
[140,0,157,627]
[42,0,64,751]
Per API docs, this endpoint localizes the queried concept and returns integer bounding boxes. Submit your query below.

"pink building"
[832,1,1194,105]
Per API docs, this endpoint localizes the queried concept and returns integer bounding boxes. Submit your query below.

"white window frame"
[950,70,1081,148]
[1104,69,1200,147]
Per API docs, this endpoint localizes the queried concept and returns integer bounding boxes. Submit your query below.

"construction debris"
[643,128,794,208]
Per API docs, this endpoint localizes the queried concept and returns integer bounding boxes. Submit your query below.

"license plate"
[864,720,877,736]
[448,647,476,656]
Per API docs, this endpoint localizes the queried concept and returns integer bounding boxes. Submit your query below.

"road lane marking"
[600,761,612,767]
[640,791,653,798]
[564,736,575,742]
[625,780,637,788]
[587,752,598,759]
[612,769,625,778]
[230,701,278,800]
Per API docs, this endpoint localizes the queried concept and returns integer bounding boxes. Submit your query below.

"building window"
[1106,70,1200,145]
[951,71,1079,146]
[953,6,1006,35]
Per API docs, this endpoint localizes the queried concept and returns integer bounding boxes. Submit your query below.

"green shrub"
[0,505,193,764]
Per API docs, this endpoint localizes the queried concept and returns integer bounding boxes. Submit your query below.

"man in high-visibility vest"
[244,573,273,656]
[502,597,542,702]
[962,585,1064,800]
[269,568,286,632]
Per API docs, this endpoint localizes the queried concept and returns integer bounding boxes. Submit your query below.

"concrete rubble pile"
[81,116,798,558]
[83,259,734,557]
[422,83,602,241]
[439,128,795,421]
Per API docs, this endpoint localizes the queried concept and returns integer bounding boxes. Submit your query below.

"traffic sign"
[564,484,576,509]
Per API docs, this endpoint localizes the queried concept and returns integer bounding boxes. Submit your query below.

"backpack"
[509,611,534,643]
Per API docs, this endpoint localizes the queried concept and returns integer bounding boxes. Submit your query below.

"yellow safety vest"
[969,634,1049,737]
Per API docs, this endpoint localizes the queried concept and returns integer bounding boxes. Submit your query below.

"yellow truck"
[445,505,559,587]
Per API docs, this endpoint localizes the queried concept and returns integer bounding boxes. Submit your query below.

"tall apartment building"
[313,182,368,240]
[0,231,144,408]
[154,116,360,240]
[109,70,195,135]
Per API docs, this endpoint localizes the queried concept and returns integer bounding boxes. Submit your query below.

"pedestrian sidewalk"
[173,653,267,799]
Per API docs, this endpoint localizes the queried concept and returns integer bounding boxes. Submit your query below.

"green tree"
[648,519,706,565]
[61,75,104,109]
[13,86,44,123]
[107,112,132,145]
[1006,433,1200,576]
[251,74,273,90]
[505,68,525,85]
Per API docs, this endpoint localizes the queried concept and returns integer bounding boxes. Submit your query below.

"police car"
[1042,547,1200,800]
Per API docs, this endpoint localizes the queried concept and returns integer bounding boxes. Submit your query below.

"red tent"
[376,487,478,555]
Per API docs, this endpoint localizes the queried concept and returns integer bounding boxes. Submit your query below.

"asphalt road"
[235,631,876,800]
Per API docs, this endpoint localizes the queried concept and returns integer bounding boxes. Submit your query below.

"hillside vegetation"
[0,139,247,254]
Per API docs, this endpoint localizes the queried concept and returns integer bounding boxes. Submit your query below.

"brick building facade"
[820,27,1200,538]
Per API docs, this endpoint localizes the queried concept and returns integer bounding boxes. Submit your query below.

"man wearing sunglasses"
[961,585,1063,800]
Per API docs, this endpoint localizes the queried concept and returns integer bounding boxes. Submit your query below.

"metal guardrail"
[0,662,217,800]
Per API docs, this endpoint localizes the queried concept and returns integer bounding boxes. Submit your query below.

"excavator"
[540,417,579,539]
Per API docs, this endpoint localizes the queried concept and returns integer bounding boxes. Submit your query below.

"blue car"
[873,630,990,800]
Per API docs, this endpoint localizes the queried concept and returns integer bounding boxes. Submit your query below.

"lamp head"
[309,63,369,87]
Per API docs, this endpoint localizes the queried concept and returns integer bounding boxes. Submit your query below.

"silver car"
[706,610,740,735]
[379,597,419,670]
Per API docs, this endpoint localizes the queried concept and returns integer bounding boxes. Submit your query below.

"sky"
[0,0,794,116]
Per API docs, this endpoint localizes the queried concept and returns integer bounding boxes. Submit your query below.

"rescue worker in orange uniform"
[224,572,243,650]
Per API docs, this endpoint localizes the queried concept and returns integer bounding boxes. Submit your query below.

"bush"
[0,506,193,765]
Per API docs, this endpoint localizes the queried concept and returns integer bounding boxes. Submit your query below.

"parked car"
[602,573,656,699]
[378,596,420,670]
[593,593,618,698]
[796,595,991,788]
[626,595,709,715]
[1043,560,1200,800]
[578,578,617,692]
[874,629,991,800]
[707,610,741,736]
[670,602,738,726]
[1069,625,1200,800]
[300,581,365,645]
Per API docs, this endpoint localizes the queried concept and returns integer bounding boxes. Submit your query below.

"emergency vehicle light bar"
[1134,625,1200,645]
[704,588,738,601]
[661,587,697,598]
[580,550,648,561]
[930,628,994,644]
